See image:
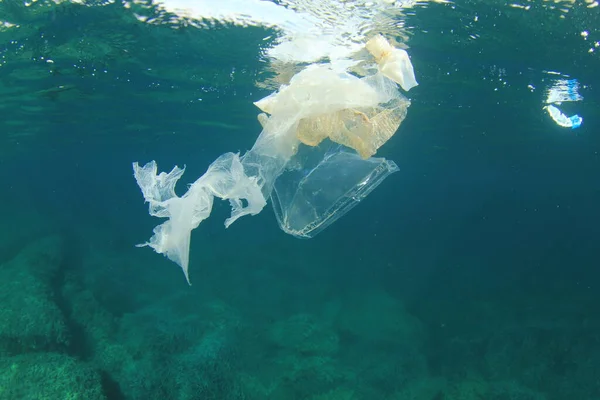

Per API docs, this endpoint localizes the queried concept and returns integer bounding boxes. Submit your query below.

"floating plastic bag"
[271,141,399,238]
[254,59,411,160]
[295,89,410,159]
[133,35,418,283]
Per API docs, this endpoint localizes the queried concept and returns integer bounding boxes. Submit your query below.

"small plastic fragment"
[366,34,418,91]
[545,105,582,129]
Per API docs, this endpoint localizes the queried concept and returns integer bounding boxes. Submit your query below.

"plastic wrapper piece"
[133,37,418,284]
[271,142,399,238]
[296,94,410,159]
[255,64,408,160]
[366,34,418,92]
[253,64,386,120]
[545,105,582,129]
[133,153,266,284]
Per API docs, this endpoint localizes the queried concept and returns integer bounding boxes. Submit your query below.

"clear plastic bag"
[133,35,417,283]
[271,141,399,238]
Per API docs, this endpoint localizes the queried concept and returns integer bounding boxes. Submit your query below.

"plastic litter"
[545,105,582,129]
[544,78,583,129]
[365,34,418,92]
[133,35,418,283]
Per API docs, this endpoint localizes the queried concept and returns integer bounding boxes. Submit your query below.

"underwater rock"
[445,378,546,400]
[391,377,447,400]
[102,296,242,400]
[335,289,423,344]
[309,387,356,400]
[0,205,53,265]
[0,352,105,400]
[270,313,339,355]
[0,235,69,354]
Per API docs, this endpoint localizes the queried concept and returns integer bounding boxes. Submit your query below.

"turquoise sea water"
[1,0,599,399]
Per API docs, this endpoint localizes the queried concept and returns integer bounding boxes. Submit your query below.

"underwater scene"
[1,0,599,399]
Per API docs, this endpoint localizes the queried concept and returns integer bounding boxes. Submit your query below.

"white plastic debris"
[366,35,418,92]
[545,105,582,129]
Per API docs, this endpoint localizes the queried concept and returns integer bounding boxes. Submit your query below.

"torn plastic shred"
[544,77,583,129]
[545,105,582,129]
[132,34,418,284]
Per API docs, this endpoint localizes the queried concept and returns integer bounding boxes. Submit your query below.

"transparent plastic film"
[543,77,583,129]
[133,34,418,283]
[296,93,410,159]
[545,105,582,129]
[271,142,399,238]
[133,153,267,284]
[366,35,418,92]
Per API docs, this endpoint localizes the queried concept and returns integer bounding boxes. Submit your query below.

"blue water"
[1,1,599,399]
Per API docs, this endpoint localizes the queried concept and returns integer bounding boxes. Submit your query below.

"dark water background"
[0,0,599,399]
